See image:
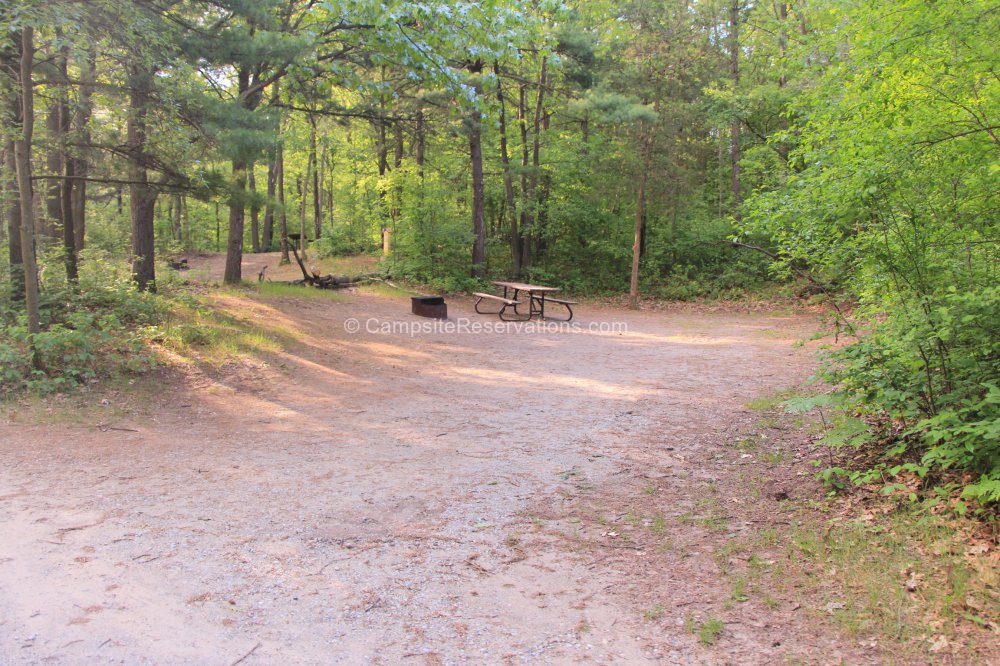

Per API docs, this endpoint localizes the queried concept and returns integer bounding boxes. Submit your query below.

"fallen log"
[284,244,382,289]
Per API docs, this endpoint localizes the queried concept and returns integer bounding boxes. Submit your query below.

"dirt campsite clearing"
[1,255,901,665]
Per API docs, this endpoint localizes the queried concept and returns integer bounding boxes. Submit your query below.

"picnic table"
[473,281,577,321]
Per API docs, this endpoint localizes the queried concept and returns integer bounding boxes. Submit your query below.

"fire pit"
[411,295,447,319]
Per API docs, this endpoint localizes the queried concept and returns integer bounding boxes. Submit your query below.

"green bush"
[0,257,165,397]
[825,287,1000,505]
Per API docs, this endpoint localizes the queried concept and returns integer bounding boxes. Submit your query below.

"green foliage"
[685,615,724,646]
[743,0,1000,503]
[0,254,165,396]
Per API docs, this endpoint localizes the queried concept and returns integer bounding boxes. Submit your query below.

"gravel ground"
[0,272,874,665]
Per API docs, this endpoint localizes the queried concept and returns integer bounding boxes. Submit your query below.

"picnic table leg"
[512,289,525,317]
[527,292,543,319]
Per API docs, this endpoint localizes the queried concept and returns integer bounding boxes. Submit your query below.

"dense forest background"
[1,0,997,504]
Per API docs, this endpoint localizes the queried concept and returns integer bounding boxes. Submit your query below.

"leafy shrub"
[0,257,165,396]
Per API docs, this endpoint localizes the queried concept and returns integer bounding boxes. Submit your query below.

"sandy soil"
[0,256,883,664]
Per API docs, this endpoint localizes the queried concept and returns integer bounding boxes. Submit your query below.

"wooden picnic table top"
[491,280,560,293]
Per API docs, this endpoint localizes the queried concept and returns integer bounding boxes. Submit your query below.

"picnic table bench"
[473,292,521,321]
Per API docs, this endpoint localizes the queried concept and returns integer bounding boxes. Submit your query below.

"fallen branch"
[230,642,262,666]
[284,244,383,289]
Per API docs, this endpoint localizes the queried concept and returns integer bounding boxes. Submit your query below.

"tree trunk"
[729,0,742,220]
[223,158,247,284]
[128,66,157,292]
[14,27,40,335]
[318,139,327,234]
[414,108,425,176]
[311,116,321,239]
[223,66,261,283]
[629,131,654,310]
[71,48,95,253]
[325,143,335,231]
[262,83,281,253]
[777,1,789,166]
[469,112,486,278]
[181,196,190,249]
[249,166,260,252]
[527,59,548,263]
[297,172,307,261]
[61,151,77,280]
[494,63,521,276]
[518,84,531,267]
[5,138,24,301]
[376,91,390,256]
[263,143,277,251]
[466,60,486,278]
[45,106,61,240]
[57,35,77,281]
[278,138,289,263]
[171,193,183,242]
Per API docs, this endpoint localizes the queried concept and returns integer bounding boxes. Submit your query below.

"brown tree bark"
[262,83,280,253]
[310,115,321,239]
[223,158,247,283]
[181,196,190,249]
[729,0,743,220]
[170,193,183,242]
[317,137,326,236]
[414,108,425,176]
[469,118,486,278]
[629,129,654,310]
[467,60,486,278]
[224,66,266,283]
[262,145,277,251]
[777,1,790,166]
[494,63,521,276]
[57,36,77,281]
[249,167,260,252]
[514,59,548,270]
[223,66,251,284]
[325,143,334,230]
[71,48,95,253]
[518,84,530,267]
[297,172,307,260]
[375,83,391,256]
[4,140,24,301]
[127,66,157,292]
[277,138,289,264]
[14,27,40,335]
[44,106,61,240]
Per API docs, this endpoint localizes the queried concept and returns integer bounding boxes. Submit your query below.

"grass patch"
[162,303,281,365]
[761,449,788,464]
[787,513,998,647]
[737,506,1000,661]
[644,604,666,621]
[253,282,348,301]
[731,577,749,602]
[158,292,311,368]
[686,615,724,645]
[746,388,799,411]
[358,281,415,299]
[678,498,729,532]
[650,514,667,534]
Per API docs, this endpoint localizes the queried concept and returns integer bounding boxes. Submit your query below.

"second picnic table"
[473,281,577,321]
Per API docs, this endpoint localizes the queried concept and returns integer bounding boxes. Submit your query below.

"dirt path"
[0,275,871,664]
